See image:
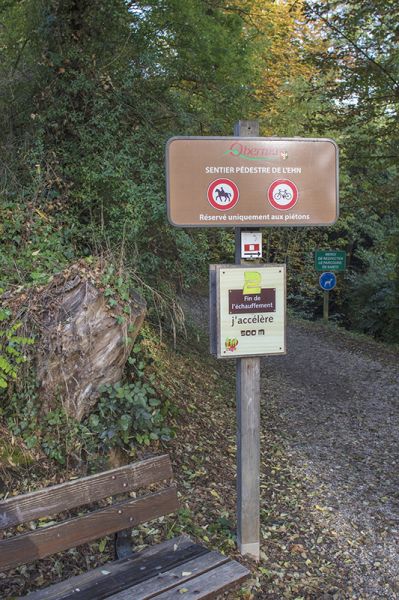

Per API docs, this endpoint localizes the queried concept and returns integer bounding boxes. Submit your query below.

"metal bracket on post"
[234,120,261,562]
[114,529,134,560]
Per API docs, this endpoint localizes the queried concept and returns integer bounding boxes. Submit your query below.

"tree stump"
[29,265,147,421]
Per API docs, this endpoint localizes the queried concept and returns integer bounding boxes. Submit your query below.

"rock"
[32,265,146,421]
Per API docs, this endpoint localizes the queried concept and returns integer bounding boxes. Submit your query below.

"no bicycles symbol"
[268,179,298,210]
[207,178,239,211]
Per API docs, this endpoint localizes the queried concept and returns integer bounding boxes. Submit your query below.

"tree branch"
[307,5,399,95]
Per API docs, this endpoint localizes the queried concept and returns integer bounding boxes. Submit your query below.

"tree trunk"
[31,266,146,421]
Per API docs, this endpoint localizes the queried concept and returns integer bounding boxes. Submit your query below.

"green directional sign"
[315,250,346,272]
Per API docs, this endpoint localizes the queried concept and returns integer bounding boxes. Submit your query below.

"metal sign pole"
[323,290,329,323]
[234,120,260,561]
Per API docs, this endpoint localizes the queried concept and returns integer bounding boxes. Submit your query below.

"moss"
[0,441,34,468]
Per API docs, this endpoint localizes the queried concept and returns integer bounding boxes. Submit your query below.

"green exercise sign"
[315,250,346,272]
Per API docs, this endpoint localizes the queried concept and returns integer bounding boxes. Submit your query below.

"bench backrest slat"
[0,487,179,571]
[0,455,172,530]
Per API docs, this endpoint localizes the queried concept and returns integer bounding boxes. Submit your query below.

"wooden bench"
[0,454,250,599]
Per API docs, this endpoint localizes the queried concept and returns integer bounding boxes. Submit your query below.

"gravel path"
[264,322,399,598]
[182,295,399,598]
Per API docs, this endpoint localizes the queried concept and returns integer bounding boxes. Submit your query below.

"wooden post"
[234,120,260,561]
[323,290,329,323]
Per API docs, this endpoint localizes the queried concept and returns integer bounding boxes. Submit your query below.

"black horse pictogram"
[214,186,231,203]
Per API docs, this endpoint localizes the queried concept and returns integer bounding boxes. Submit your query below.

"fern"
[0,307,34,390]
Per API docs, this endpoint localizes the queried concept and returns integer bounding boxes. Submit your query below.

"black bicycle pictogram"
[274,188,292,201]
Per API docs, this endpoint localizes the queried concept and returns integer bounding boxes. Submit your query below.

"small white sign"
[241,231,262,259]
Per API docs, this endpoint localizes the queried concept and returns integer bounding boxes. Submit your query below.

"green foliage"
[295,1,399,340]
[0,439,34,467]
[0,307,34,389]
[344,249,398,341]
[87,379,173,451]
[250,2,399,342]
[0,0,397,360]
[0,198,79,288]
[6,395,91,465]
[0,0,260,296]
[3,336,175,464]
[85,335,177,452]
[100,262,134,316]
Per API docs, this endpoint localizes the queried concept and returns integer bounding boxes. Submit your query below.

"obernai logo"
[224,142,288,161]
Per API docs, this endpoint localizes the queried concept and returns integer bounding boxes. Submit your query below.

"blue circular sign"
[319,272,336,290]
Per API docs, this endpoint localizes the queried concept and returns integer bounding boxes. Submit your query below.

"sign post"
[316,253,344,323]
[235,120,260,561]
[166,125,339,563]
[323,290,329,323]
[319,272,337,323]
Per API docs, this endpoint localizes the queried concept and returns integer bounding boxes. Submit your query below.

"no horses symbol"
[208,178,239,211]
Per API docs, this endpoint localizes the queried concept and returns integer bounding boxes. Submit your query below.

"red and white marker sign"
[241,231,262,259]
[268,179,298,210]
[244,243,260,252]
[207,178,239,211]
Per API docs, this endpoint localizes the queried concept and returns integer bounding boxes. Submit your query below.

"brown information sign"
[166,137,339,227]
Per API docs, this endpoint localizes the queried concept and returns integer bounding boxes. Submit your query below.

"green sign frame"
[315,250,346,272]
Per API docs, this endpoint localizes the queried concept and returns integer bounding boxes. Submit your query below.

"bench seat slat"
[107,551,232,600]
[0,455,173,530]
[147,560,250,599]
[22,536,210,600]
[0,488,178,571]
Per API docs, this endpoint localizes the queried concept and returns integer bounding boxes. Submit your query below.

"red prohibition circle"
[207,178,239,211]
[268,179,298,211]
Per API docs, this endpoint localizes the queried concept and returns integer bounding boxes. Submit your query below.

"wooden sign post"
[166,124,339,563]
[210,260,286,562]
[235,120,261,560]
